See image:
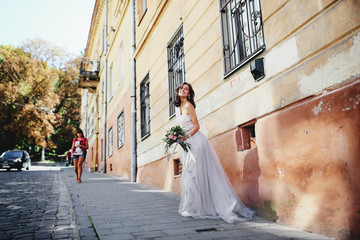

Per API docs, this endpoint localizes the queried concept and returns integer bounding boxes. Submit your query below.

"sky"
[0,0,96,56]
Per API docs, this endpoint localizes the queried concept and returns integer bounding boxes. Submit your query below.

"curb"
[32,161,67,167]
[61,169,99,240]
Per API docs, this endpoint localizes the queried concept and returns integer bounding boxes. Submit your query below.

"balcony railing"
[79,59,100,90]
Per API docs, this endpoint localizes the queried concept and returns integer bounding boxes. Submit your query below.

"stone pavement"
[0,169,76,240]
[61,168,335,240]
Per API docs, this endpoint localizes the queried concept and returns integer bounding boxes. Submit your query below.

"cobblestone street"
[0,167,76,240]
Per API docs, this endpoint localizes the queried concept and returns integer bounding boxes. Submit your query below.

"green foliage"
[0,39,81,155]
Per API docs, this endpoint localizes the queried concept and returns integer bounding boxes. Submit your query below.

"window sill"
[223,45,266,79]
[141,132,150,141]
[137,8,147,26]
[169,113,175,120]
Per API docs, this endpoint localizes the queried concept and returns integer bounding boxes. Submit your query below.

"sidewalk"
[60,167,335,240]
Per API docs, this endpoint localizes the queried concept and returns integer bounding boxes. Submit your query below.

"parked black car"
[0,150,31,171]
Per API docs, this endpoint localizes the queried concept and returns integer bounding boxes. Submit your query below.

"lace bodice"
[175,107,193,133]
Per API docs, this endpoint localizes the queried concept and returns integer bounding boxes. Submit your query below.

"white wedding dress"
[176,107,255,223]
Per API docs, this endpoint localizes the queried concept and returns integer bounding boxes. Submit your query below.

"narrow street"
[0,166,76,240]
[0,165,335,240]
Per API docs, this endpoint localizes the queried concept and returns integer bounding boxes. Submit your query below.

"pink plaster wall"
[217,80,359,239]
[136,79,360,239]
[252,80,360,239]
[105,90,132,180]
[137,156,181,193]
[84,91,132,179]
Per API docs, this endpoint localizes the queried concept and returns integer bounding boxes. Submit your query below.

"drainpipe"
[130,0,137,182]
[102,0,108,173]
[84,91,88,137]
[95,94,99,171]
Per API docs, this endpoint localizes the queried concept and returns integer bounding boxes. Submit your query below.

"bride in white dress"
[174,82,255,223]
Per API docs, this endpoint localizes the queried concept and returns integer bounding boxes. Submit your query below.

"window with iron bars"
[220,0,265,77]
[140,74,150,139]
[108,126,113,157]
[117,111,124,148]
[167,26,186,117]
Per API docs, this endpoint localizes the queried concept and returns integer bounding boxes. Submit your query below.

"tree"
[0,45,58,153]
[21,38,67,69]
[22,39,82,155]
[51,57,82,154]
[0,40,82,156]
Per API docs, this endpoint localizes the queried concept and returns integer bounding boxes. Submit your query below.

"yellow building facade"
[80,0,133,179]
[80,0,360,239]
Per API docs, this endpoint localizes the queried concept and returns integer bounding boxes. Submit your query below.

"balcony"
[79,59,100,91]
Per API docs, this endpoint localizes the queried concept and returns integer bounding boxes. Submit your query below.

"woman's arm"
[84,139,89,150]
[70,140,75,158]
[79,139,89,150]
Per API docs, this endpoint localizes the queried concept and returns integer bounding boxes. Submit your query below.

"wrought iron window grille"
[220,0,265,77]
[117,111,125,149]
[167,26,186,117]
[108,127,113,157]
[140,75,150,139]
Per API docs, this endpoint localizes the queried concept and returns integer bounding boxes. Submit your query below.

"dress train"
[176,107,255,223]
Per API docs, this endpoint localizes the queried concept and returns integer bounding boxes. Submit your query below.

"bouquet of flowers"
[163,125,191,154]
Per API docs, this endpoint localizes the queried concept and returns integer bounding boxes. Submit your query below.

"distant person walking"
[66,149,72,166]
[71,129,88,183]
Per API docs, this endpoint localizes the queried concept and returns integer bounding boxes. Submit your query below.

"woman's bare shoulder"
[182,102,190,109]
[185,102,195,113]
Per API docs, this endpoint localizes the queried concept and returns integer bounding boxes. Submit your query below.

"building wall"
[104,0,133,179]
[253,80,360,238]
[136,155,181,193]
[133,0,360,239]
[80,0,360,238]
[204,79,359,238]
[105,90,132,180]
[80,0,105,170]
[81,0,133,178]
[133,0,181,197]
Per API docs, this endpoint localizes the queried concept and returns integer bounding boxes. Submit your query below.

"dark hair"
[174,82,196,108]
[76,129,84,137]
